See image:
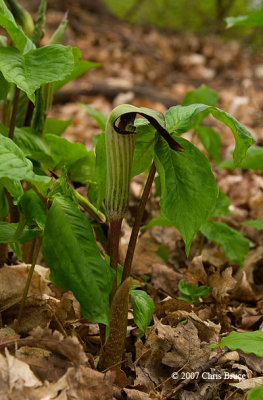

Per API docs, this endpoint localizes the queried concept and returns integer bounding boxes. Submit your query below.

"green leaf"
[0,184,8,219]
[0,45,74,102]
[53,47,98,92]
[42,195,114,325]
[31,0,46,46]
[131,289,154,334]
[165,104,255,166]
[200,221,249,266]
[178,280,211,304]
[0,0,35,54]
[182,84,218,107]
[0,178,23,204]
[13,127,50,158]
[196,126,221,164]
[131,119,156,177]
[210,190,230,217]
[43,118,71,136]
[154,135,218,254]
[242,219,263,230]
[0,71,9,102]
[0,134,51,194]
[0,133,34,180]
[156,245,169,263]
[226,8,263,28]
[44,134,96,183]
[247,386,263,400]
[218,146,263,170]
[19,189,46,230]
[82,104,107,131]
[213,331,263,357]
[0,221,41,243]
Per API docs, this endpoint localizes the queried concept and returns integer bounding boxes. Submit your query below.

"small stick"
[122,162,156,283]
[15,236,43,328]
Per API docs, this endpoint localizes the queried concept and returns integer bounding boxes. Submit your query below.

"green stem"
[122,162,156,283]
[15,235,43,328]
[8,87,20,140]
[74,190,106,223]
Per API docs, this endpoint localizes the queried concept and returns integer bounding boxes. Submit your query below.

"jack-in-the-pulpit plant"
[0,0,256,372]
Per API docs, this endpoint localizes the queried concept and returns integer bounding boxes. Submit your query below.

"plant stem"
[109,218,123,299]
[74,190,106,223]
[15,235,42,328]
[122,162,156,283]
[8,87,20,140]
[24,101,34,126]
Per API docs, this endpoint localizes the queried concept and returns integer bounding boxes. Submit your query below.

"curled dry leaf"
[25,327,88,366]
[187,256,208,285]
[229,376,263,389]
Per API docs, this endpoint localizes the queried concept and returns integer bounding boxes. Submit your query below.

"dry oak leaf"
[208,267,237,302]
[229,376,263,390]
[151,263,186,297]
[161,310,220,343]
[0,264,51,312]
[24,327,88,366]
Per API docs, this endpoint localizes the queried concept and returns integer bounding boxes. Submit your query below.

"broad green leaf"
[242,219,263,230]
[0,122,8,136]
[0,45,74,102]
[219,146,263,170]
[210,190,230,217]
[43,118,71,136]
[13,127,50,158]
[131,119,156,177]
[0,134,51,194]
[247,386,263,400]
[0,0,35,54]
[182,84,218,107]
[0,178,23,204]
[165,104,255,166]
[154,135,218,254]
[0,71,8,102]
[0,133,33,180]
[196,126,221,164]
[200,221,249,266]
[42,195,114,325]
[69,156,96,184]
[44,134,96,183]
[53,47,98,92]
[0,221,41,243]
[0,185,8,218]
[82,104,107,131]
[226,8,263,28]
[213,331,263,357]
[131,289,154,334]
[19,189,46,230]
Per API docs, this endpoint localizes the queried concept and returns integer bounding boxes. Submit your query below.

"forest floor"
[1,2,263,399]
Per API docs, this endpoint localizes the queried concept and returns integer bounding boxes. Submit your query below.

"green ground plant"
[0,0,258,371]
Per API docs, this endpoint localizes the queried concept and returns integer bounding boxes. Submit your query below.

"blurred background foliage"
[102,0,263,47]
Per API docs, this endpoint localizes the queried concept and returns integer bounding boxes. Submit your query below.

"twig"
[122,162,156,283]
